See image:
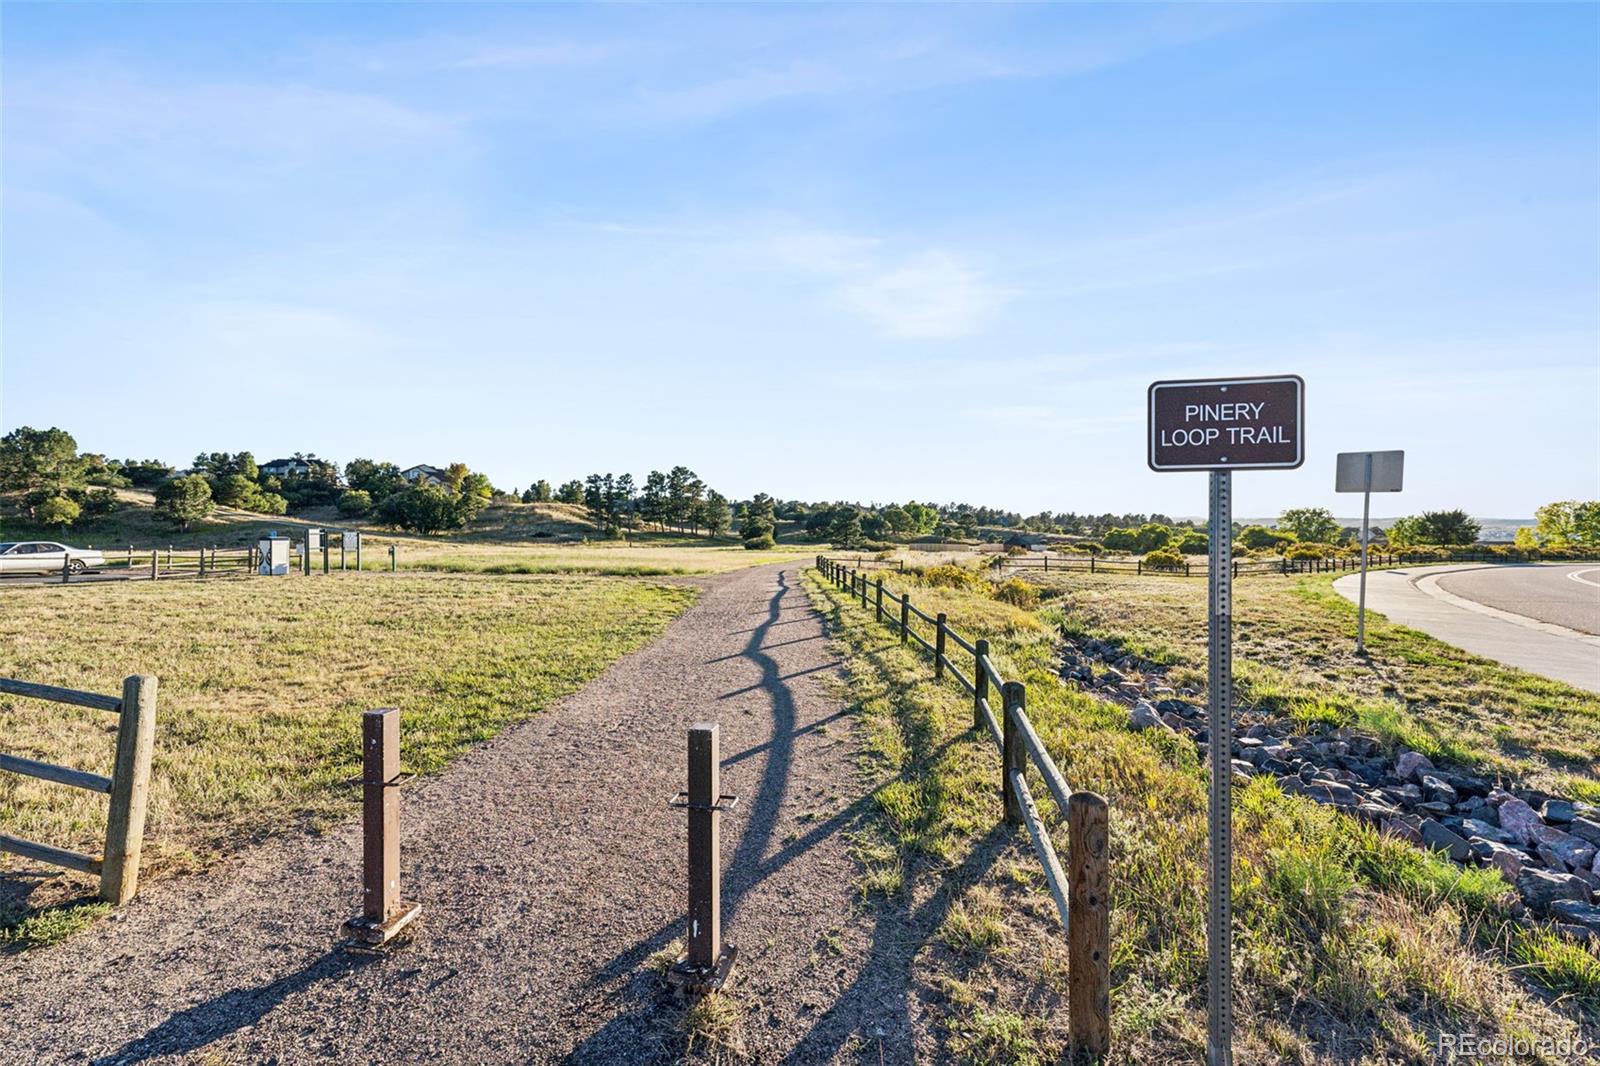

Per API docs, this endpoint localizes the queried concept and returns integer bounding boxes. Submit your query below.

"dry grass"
[386,540,818,577]
[804,565,1596,1063]
[0,571,696,942]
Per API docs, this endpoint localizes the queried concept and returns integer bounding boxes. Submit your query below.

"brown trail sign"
[1148,375,1304,471]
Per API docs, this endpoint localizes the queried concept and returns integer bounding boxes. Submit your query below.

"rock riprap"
[1059,634,1600,940]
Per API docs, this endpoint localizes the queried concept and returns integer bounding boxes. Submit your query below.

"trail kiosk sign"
[1148,373,1304,1066]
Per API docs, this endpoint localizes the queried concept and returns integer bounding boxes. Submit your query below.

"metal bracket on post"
[666,722,736,996]
[342,707,421,950]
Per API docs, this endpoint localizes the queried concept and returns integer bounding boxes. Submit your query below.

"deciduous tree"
[1277,507,1339,544]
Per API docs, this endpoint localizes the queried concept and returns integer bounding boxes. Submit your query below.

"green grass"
[0,899,110,954]
[805,565,1596,1063]
[0,572,697,945]
[1029,569,1600,795]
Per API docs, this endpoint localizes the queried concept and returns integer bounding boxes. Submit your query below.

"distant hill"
[0,490,614,549]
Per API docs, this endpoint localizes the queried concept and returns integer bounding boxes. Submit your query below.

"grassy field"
[0,572,697,948]
[385,541,816,576]
[804,564,1596,1063]
[1028,569,1600,800]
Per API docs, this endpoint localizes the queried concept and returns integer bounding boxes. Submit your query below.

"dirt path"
[0,563,907,1065]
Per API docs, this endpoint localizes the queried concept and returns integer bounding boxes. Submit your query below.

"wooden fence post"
[61,553,70,584]
[1001,681,1025,826]
[150,550,158,581]
[363,708,400,922]
[667,722,736,992]
[390,544,397,572]
[875,578,884,622]
[974,639,989,732]
[344,707,421,946]
[1068,790,1111,1057]
[100,675,158,904]
[935,613,947,679]
[900,595,910,644]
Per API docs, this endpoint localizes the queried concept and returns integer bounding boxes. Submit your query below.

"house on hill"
[401,464,448,487]
[261,457,312,479]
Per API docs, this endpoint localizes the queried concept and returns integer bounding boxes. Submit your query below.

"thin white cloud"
[840,250,1007,339]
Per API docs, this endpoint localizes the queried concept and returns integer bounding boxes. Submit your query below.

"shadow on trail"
[565,566,842,1063]
[91,949,378,1065]
[568,566,1014,1065]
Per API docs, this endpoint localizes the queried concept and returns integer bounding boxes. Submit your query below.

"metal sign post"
[1205,470,1233,1066]
[1335,451,1404,656]
[1149,373,1304,1066]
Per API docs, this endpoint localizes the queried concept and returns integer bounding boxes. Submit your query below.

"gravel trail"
[1,563,906,1064]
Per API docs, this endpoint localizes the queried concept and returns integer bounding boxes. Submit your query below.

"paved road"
[1435,564,1600,635]
[1,564,913,1065]
[1334,563,1600,693]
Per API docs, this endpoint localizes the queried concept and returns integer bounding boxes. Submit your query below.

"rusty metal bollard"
[342,707,421,948]
[666,722,737,994]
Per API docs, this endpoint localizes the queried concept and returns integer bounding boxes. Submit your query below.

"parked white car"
[0,541,107,575]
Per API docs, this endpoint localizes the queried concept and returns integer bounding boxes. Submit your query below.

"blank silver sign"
[1335,450,1404,492]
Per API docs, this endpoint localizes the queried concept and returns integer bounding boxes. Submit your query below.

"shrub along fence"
[816,555,1112,1055]
[0,675,158,904]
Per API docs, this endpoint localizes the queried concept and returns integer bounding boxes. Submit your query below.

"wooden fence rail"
[816,556,1111,1055]
[0,675,158,904]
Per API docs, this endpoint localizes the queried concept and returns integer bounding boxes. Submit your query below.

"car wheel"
[68,558,87,574]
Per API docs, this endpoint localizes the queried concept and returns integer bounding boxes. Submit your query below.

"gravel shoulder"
[0,563,895,1065]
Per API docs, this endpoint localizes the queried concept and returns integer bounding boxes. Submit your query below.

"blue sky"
[3,2,1596,517]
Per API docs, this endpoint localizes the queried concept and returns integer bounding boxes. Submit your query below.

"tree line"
[5,425,1594,552]
[0,427,496,534]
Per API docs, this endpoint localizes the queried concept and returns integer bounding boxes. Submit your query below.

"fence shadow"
[90,949,377,1065]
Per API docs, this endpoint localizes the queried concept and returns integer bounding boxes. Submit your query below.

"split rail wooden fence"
[0,675,158,904]
[111,546,256,580]
[816,556,1111,1054]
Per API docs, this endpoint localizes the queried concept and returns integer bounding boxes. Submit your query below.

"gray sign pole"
[1356,454,1372,655]
[1206,469,1234,1066]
